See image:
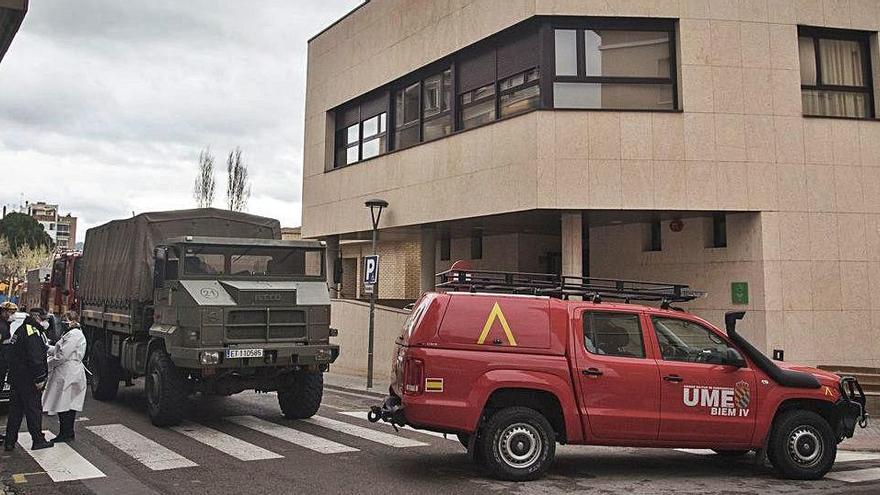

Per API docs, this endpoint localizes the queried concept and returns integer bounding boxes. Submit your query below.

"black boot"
[31,439,54,450]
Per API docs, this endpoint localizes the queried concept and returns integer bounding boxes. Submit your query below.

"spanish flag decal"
[425,378,444,393]
[477,302,517,346]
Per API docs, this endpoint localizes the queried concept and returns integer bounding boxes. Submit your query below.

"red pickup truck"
[370,269,869,481]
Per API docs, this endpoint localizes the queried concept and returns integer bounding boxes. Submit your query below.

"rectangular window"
[422,70,453,141]
[644,220,661,252]
[470,231,483,260]
[553,21,677,111]
[395,83,421,148]
[460,83,496,129]
[798,27,874,118]
[333,93,389,167]
[499,68,541,117]
[440,233,451,261]
[583,312,645,358]
[711,213,727,248]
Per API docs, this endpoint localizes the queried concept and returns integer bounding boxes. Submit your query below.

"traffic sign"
[363,255,379,285]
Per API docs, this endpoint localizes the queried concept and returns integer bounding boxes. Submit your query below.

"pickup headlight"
[200,351,220,365]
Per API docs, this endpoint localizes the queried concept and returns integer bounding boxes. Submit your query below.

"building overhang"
[0,0,27,65]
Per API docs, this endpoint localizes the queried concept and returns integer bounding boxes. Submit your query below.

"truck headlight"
[200,351,220,365]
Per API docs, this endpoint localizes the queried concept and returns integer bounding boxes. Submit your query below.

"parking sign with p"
[363,255,379,291]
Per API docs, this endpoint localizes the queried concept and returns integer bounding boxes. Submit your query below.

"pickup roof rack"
[435,268,703,305]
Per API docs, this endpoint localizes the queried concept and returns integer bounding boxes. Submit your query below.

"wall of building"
[340,238,421,299]
[329,298,410,381]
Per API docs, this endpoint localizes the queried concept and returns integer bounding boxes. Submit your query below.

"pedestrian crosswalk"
[6,410,880,485]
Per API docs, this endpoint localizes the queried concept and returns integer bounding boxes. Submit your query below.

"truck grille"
[226,309,307,342]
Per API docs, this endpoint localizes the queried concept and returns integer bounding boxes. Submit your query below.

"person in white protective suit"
[42,311,87,443]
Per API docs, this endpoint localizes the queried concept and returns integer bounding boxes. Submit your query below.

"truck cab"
[371,269,869,482]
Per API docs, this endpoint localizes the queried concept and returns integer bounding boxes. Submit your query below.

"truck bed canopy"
[80,208,281,304]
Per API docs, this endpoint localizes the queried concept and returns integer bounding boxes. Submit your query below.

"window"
[553,22,676,110]
[798,27,874,118]
[395,83,421,148]
[440,233,451,261]
[334,92,389,167]
[499,68,540,117]
[470,230,483,259]
[710,213,727,248]
[644,220,662,252]
[422,70,453,141]
[583,312,645,358]
[651,317,732,364]
[460,83,496,129]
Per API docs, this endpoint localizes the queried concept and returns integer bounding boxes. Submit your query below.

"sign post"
[364,199,388,390]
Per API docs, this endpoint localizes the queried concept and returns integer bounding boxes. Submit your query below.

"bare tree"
[0,237,51,297]
[193,147,217,208]
[226,147,251,212]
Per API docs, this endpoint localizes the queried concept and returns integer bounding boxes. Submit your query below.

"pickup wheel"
[145,349,189,427]
[480,407,555,481]
[767,410,837,480]
[89,340,120,401]
[278,371,323,419]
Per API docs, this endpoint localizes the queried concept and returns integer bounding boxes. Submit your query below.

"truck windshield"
[183,245,324,278]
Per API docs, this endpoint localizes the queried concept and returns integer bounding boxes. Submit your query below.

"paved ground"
[0,376,878,495]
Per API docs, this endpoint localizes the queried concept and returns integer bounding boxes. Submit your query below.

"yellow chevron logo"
[477,302,517,346]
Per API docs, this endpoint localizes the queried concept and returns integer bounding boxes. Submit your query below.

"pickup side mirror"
[725,348,747,368]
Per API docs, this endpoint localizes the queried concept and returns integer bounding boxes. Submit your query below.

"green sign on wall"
[731,282,749,305]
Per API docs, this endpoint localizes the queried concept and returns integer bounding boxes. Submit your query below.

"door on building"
[572,310,661,441]
[649,315,757,444]
[340,258,358,298]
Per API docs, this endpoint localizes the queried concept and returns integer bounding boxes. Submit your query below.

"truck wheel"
[145,349,189,427]
[278,371,323,419]
[89,341,120,401]
[767,410,837,480]
[480,407,555,481]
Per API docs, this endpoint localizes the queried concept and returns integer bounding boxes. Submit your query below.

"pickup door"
[649,315,757,444]
[572,309,661,441]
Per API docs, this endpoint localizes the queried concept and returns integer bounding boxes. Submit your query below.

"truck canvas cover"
[80,208,281,303]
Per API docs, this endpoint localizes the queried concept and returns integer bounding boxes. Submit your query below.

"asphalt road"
[1,382,879,495]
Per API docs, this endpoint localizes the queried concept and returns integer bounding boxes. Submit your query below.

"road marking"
[17,431,105,482]
[324,387,386,401]
[302,415,428,448]
[87,424,198,471]
[836,451,880,463]
[827,467,880,483]
[337,411,454,440]
[171,421,284,461]
[674,449,715,455]
[225,416,358,454]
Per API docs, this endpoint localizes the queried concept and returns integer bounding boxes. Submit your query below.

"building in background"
[26,201,77,250]
[302,0,880,371]
[0,0,27,65]
[280,226,302,240]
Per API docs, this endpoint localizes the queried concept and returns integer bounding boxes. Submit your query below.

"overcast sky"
[0,0,362,242]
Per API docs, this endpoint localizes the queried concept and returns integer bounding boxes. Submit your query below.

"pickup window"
[651,316,732,363]
[583,312,645,358]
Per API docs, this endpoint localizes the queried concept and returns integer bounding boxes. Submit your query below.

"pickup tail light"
[403,357,424,396]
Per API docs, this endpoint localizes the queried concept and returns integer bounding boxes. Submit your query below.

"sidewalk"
[841,423,880,452]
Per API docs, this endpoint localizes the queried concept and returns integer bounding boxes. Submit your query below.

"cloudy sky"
[0,0,362,242]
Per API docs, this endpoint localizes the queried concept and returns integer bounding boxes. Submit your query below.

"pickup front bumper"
[835,376,868,440]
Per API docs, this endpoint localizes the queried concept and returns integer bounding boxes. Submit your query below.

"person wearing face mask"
[28,308,53,345]
[0,301,18,401]
[3,307,53,451]
[42,311,87,443]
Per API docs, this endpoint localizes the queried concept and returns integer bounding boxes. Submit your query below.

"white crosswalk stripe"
[87,424,198,471]
[171,421,284,461]
[836,451,880,463]
[17,431,106,482]
[225,415,359,454]
[302,415,428,448]
[827,467,880,483]
[337,411,455,440]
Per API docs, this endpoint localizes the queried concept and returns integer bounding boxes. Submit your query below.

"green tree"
[0,212,53,252]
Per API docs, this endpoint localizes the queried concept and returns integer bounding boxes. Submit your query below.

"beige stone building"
[302,0,880,369]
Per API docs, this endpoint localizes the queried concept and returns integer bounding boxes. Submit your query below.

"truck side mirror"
[725,348,747,368]
[153,247,167,288]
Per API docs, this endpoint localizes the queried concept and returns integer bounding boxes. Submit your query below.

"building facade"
[26,202,77,250]
[302,0,880,369]
[0,0,27,65]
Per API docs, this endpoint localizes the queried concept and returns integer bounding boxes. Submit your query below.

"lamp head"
[364,199,389,209]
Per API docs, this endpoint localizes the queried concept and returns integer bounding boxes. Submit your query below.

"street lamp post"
[364,199,388,390]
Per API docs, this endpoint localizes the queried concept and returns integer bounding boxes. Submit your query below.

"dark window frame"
[470,230,483,260]
[440,233,451,261]
[711,213,727,248]
[798,25,875,119]
[645,219,662,252]
[333,91,390,169]
[549,17,679,111]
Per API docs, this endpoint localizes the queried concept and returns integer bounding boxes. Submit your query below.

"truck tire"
[278,371,323,419]
[767,410,837,480]
[89,340,120,401]
[480,407,555,482]
[145,349,189,427]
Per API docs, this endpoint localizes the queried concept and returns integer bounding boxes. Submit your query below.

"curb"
[324,384,386,399]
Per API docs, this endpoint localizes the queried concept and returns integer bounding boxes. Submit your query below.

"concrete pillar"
[324,235,340,299]
[561,212,583,278]
[420,226,437,294]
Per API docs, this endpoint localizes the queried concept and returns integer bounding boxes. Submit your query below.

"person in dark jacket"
[3,311,53,451]
[0,301,17,398]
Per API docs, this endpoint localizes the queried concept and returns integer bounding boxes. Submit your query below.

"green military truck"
[79,208,339,426]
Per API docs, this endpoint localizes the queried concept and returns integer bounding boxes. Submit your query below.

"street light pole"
[364,199,388,390]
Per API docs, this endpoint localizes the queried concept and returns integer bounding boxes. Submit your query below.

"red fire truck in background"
[22,251,81,314]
